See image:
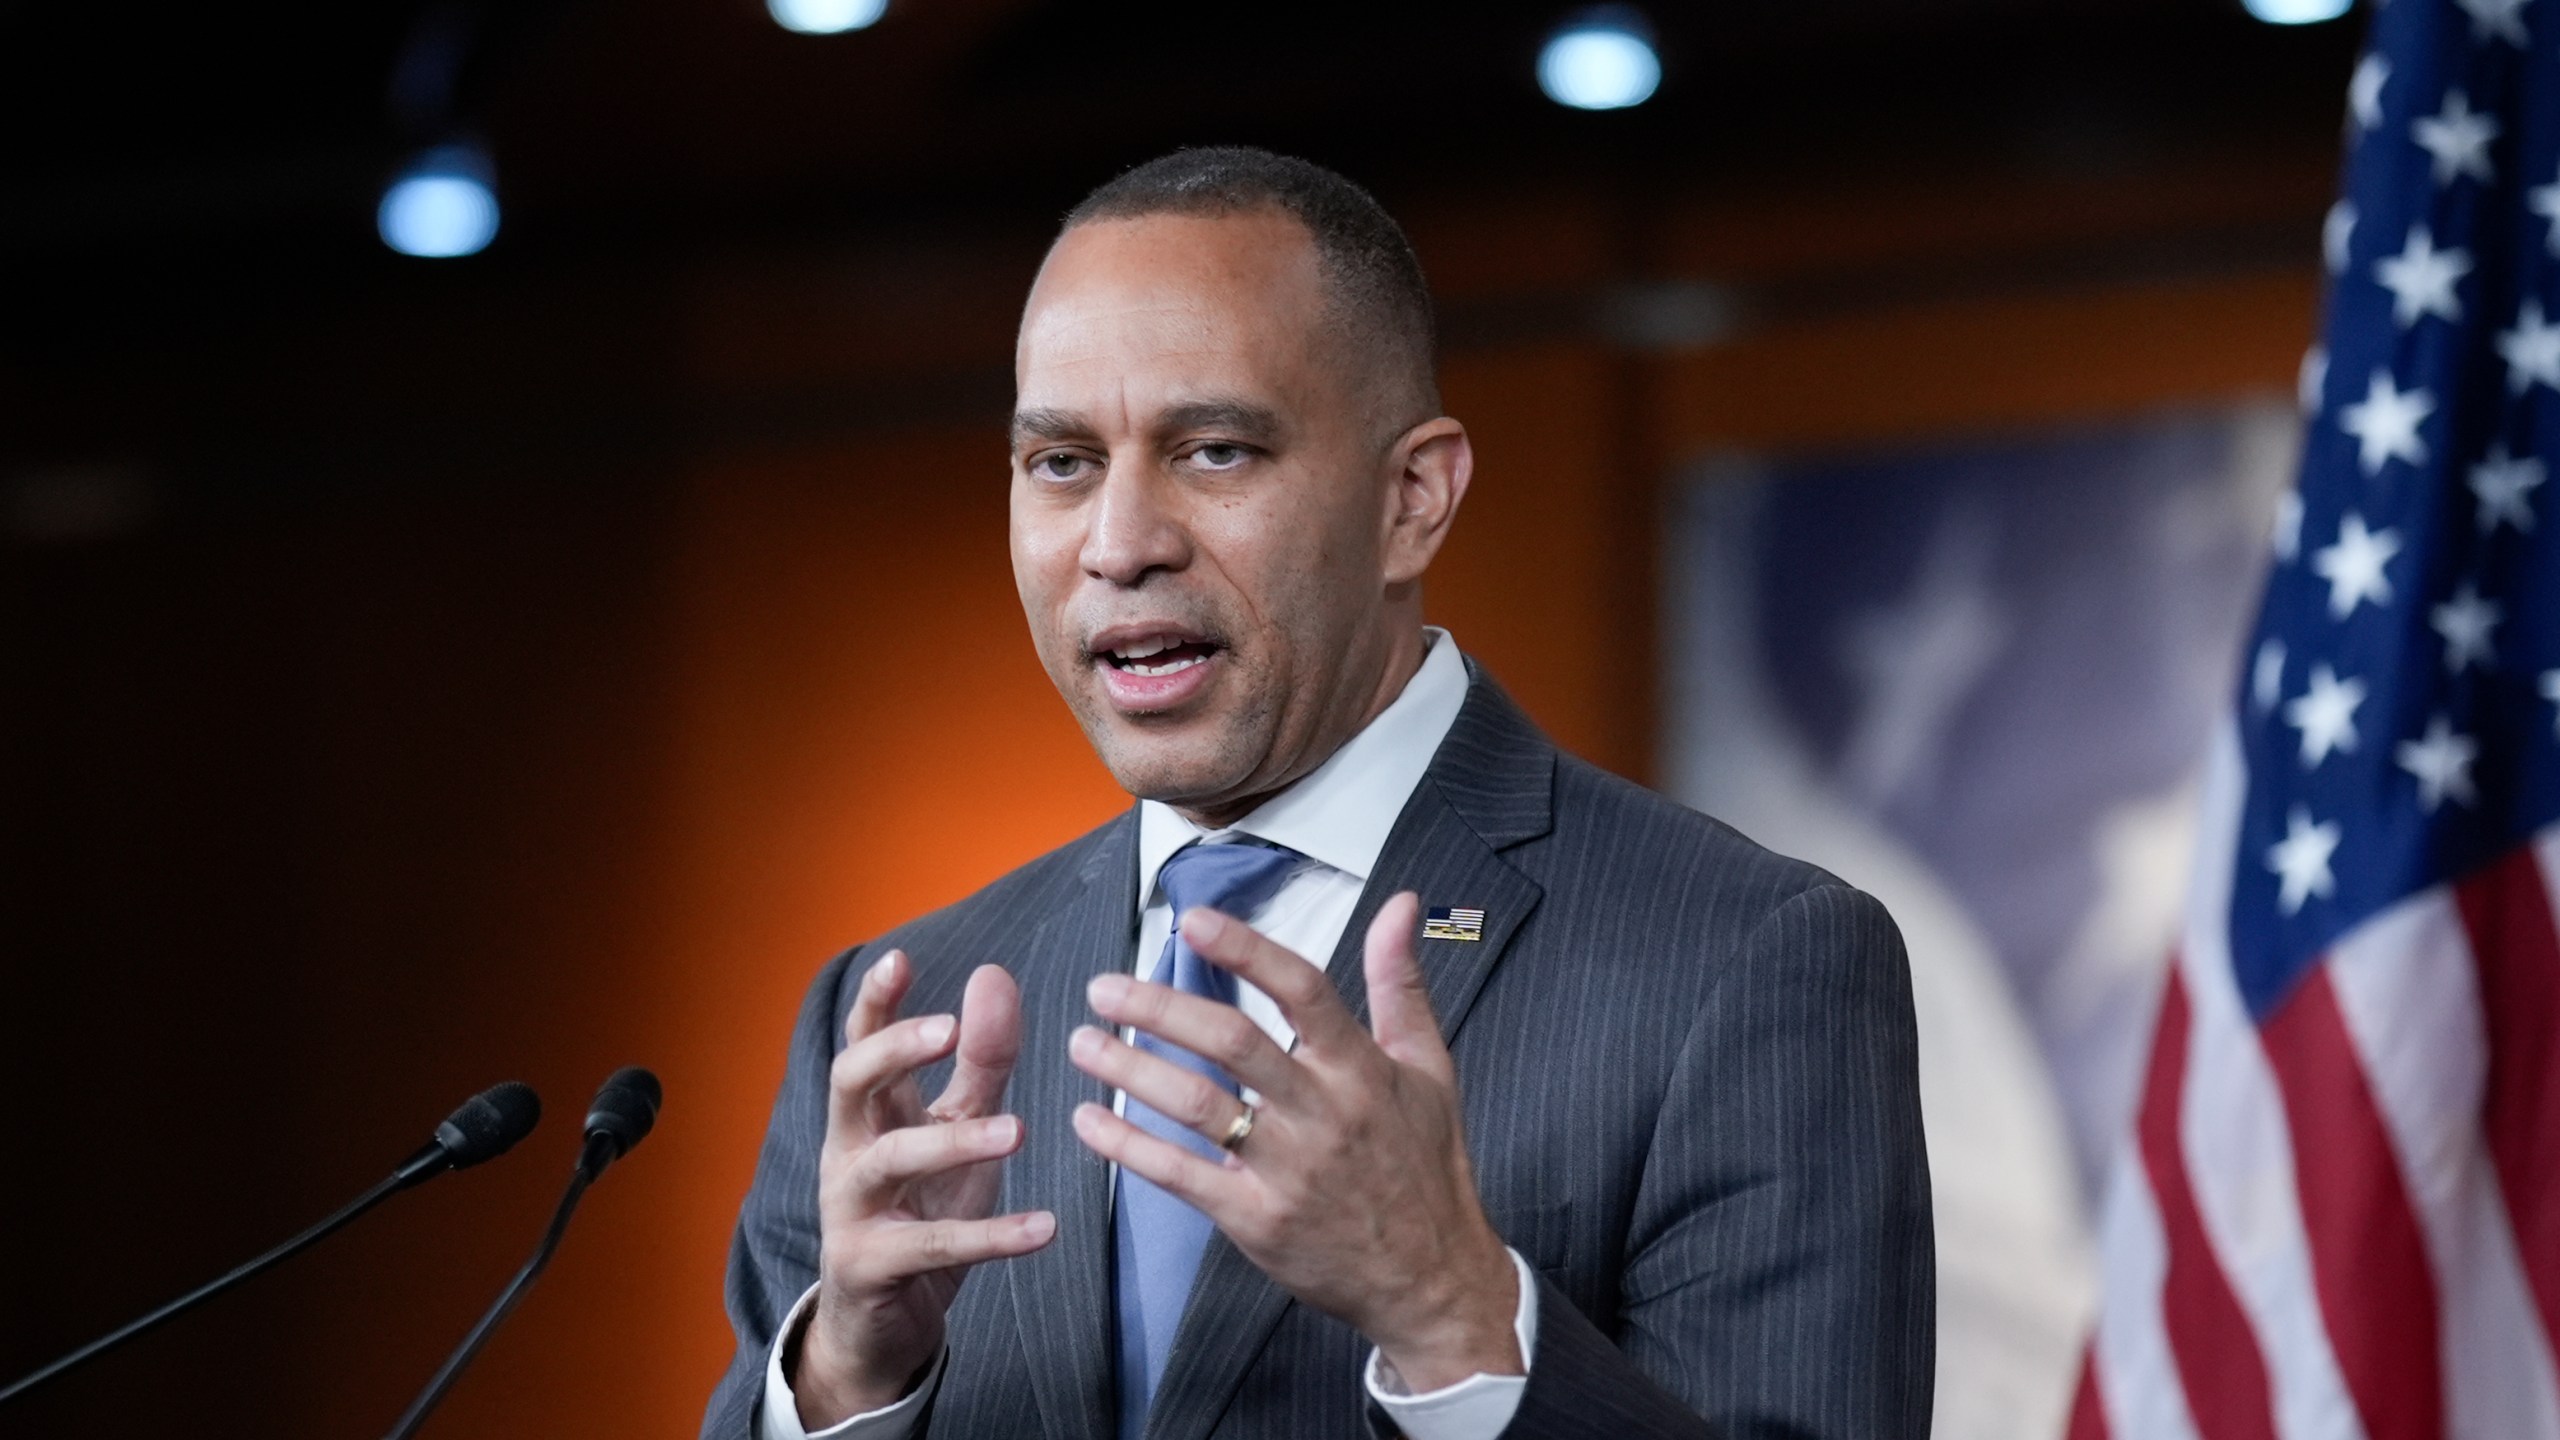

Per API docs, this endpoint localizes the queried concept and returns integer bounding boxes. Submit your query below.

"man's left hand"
[1067,890,1522,1392]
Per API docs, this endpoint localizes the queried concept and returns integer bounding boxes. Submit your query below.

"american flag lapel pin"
[1422,905,1485,942]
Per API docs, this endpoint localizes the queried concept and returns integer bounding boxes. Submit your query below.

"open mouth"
[1099,634,1222,677]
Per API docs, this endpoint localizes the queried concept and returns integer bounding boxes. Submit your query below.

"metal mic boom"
[381,1066,662,1440]
[0,1081,540,1408]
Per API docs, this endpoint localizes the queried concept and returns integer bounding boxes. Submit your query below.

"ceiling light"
[1539,9,1661,111]
[2241,0,2352,24]
[379,144,499,259]
[768,0,887,34]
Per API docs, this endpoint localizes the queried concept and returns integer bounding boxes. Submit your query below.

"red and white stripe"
[2073,729,2560,1440]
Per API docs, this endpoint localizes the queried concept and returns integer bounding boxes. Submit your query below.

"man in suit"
[704,147,1933,1440]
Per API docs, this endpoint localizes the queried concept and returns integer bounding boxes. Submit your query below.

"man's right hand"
[795,950,1056,1429]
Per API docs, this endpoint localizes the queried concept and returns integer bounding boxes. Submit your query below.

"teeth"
[1117,636,1174,660]
[1123,654,1206,678]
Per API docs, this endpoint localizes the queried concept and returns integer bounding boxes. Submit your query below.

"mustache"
[1073,612,1232,663]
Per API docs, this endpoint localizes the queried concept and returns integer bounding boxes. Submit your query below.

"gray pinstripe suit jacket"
[704,668,1934,1440]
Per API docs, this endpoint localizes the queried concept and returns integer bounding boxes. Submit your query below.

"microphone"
[382,1067,662,1440]
[399,1081,547,1185]
[0,1081,541,1408]
[579,1064,664,1179]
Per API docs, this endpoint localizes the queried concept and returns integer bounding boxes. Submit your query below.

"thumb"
[1364,892,1451,1079]
[933,964,1020,1120]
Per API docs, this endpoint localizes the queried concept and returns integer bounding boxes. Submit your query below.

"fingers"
[1085,970,1302,1100]
[839,1211,1058,1286]
[828,1010,957,1154]
[931,964,1021,1122]
[1174,908,1364,1054]
[848,1114,1023,1200]
[1072,1102,1249,1211]
[844,949,911,1048]
[1362,892,1452,1079]
[1067,1025,1256,1139]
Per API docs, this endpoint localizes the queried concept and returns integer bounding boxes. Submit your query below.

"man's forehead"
[1012,211,1362,442]
[1033,207,1323,294]
[1021,213,1328,353]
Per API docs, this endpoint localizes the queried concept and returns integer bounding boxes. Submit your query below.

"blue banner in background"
[1664,406,2293,1440]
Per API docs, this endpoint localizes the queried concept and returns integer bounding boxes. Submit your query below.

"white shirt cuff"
[759,1283,946,1440]
[1360,1249,1539,1440]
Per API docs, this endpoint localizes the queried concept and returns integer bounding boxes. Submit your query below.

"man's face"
[1010,210,1406,818]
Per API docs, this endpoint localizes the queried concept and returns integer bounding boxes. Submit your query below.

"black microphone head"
[434,1082,543,1170]
[582,1066,662,1162]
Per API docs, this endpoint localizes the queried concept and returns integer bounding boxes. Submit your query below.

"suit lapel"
[1003,810,1138,1440]
[1144,673,1554,1440]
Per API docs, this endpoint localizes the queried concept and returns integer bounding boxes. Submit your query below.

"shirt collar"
[1135,627,1469,909]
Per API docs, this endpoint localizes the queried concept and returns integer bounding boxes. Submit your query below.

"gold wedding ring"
[1219,1102,1258,1152]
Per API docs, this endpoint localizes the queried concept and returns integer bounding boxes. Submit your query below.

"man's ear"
[1382,417,1473,585]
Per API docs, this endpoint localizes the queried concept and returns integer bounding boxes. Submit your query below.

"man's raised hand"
[797,952,1054,1428]
[1066,892,1521,1393]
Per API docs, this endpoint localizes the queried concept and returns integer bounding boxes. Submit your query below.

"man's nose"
[1077,462,1190,586]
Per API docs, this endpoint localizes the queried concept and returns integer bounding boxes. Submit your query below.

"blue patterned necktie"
[1113,839,1306,1439]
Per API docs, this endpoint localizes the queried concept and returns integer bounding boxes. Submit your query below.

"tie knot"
[1158,840,1305,923]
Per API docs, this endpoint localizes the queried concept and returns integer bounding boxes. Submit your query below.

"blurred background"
[2,1,2362,1436]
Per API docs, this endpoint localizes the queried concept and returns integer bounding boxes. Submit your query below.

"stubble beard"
[1076,677,1284,814]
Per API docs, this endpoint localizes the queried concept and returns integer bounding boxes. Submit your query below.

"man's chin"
[1087,723,1258,813]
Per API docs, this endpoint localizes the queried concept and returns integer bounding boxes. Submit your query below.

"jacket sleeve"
[1503,883,1936,1439]
[702,949,862,1440]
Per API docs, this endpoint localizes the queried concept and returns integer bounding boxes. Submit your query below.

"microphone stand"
[0,1146,446,1407]
[379,1133,615,1440]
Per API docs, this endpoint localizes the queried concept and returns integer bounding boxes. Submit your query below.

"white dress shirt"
[763,629,1536,1440]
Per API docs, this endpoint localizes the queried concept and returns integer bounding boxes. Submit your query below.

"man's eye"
[1032,453,1092,482]
[1191,443,1248,470]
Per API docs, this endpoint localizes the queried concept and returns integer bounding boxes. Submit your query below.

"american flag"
[1423,904,1486,941]
[2070,3,2560,1439]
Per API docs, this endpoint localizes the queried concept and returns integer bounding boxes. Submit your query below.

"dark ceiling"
[7,0,2363,268]
[0,0,2363,532]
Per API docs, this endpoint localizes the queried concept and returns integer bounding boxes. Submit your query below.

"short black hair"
[1063,146,1440,419]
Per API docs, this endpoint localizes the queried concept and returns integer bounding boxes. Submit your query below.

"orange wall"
[1652,269,2321,454]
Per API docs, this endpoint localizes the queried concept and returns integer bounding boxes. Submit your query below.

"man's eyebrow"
[1009,400,1287,450]
[1154,400,1283,444]
[1009,408,1089,448]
